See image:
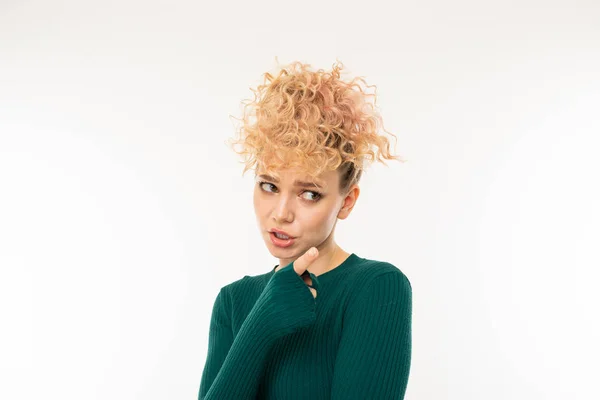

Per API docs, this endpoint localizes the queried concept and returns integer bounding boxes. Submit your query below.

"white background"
[1,0,599,399]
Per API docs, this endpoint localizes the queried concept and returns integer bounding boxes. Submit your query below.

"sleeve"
[330,270,412,400]
[198,286,234,400]
[198,262,320,400]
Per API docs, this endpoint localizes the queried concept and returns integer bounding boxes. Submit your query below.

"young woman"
[198,60,412,400]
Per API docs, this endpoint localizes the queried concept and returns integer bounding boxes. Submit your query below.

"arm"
[198,286,234,399]
[198,262,319,400]
[330,270,412,400]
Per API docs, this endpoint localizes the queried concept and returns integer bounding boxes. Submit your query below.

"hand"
[252,246,320,338]
[275,246,319,299]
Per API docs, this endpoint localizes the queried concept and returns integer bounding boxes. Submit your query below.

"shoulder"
[216,268,273,303]
[352,256,411,288]
[347,257,412,305]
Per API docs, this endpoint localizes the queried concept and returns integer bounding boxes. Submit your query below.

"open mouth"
[270,232,296,247]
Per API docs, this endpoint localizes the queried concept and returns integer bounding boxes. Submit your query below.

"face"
[253,165,358,267]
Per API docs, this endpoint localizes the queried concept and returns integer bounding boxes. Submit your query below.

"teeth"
[274,232,290,239]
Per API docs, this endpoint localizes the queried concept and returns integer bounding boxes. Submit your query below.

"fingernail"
[309,247,317,256]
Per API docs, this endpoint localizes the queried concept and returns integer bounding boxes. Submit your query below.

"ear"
[337,185,360,220]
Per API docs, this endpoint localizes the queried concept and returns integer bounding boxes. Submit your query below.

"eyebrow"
[256,174,325,189]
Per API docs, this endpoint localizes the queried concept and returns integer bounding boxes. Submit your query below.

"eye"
[257,181,323,203]
[302,191,322,202]
[258,181,276,193]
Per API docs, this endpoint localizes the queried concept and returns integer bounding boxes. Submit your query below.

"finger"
[293,246,319,276]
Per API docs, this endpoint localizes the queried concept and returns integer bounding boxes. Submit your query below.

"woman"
[198,60,412,399]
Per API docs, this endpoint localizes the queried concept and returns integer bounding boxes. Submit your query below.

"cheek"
[253,190,271,217]
[321,204,342,229]
[253,189,263,214]
[301,209,335,232]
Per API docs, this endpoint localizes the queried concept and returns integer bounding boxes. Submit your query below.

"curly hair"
[225,59,405,195]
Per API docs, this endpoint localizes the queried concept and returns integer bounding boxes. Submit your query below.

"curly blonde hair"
[226,59,405,195]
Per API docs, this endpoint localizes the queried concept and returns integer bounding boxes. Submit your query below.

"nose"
[273,193,294,222]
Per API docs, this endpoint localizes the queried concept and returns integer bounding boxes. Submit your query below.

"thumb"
[293,246,319,276]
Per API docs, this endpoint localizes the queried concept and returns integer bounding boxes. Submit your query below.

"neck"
[275,237,349,277]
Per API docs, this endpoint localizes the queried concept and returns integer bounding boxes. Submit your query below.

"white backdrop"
[1,0,599,399]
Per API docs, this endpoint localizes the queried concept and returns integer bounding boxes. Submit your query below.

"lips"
[269,231,296,248]
[270,228,295,238]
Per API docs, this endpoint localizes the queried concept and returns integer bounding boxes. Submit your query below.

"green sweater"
[198,253,412,400]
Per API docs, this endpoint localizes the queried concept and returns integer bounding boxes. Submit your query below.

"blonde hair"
[226,59,405,195]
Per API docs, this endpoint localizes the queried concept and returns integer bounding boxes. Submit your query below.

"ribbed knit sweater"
[198,252,412,400]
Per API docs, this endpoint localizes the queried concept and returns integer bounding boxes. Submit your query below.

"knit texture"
[198,253,412,400]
